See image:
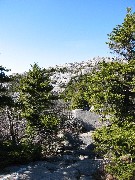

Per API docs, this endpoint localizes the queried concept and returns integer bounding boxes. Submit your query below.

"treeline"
[63,8,135,180]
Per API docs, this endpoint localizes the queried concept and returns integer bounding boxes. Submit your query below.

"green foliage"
[85,60,135,121]
[90,9,135,179]
[65,61,135,180]
[0,139,42,169]
[63,8,135,179]
[0,70,32,168]
[1,63,82,168]
[0,8,135,177]
[93,122,135,180]
[18,63,66,159]
[19,63,59,130]
[0,73,25,145]
[0,66,13,107]
[107,8,135,60]
[81,60,135,179]
[62,74,89,109]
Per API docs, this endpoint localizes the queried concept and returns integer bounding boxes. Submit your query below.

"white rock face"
[72,110,101,130]
[50,57,119,93]
[72,109,83,118]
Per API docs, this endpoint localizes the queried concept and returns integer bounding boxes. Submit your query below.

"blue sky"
[0,0,135,73]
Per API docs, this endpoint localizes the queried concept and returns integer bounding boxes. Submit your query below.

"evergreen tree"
[18,63,69,158]
[62,74,89,109]
[63,8,135,179]
[0,66,12,107]
[19,63,59,132]
[107,8,135,60]
[88,9,135,179]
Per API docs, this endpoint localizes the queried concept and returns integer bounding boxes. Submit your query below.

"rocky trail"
[0,111,104,180]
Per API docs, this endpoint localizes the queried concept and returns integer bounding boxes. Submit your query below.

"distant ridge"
[50,56,123,93]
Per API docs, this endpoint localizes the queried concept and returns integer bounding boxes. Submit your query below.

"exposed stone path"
[0,131,103,180]
[0,111,104,180]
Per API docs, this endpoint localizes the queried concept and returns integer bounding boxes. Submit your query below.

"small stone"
[106,174,114,180]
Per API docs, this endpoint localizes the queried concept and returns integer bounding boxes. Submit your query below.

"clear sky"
[0,0,135,73]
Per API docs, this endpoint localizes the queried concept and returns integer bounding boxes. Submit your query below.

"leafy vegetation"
[63,8,135,179]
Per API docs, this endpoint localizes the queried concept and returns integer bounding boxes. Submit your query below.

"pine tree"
[107,8,135,61]
[87,9,135,179]
[63,8,135,179]
[19,63,59,131]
